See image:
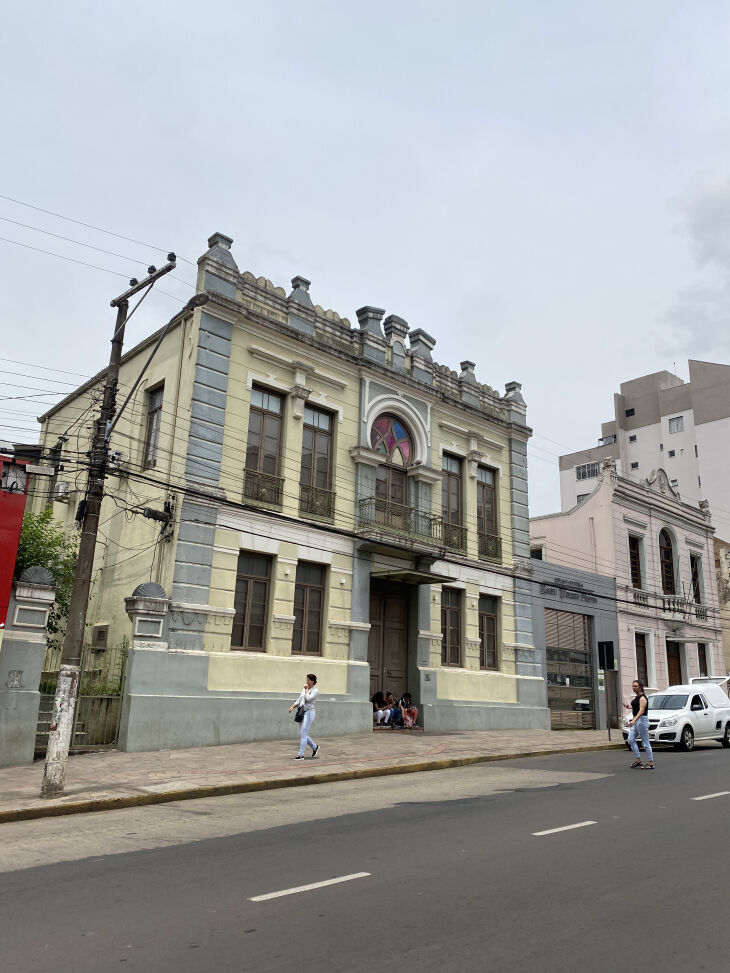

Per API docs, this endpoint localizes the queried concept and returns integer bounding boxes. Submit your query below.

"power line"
[0,235,188,304]
[0,192,197,266]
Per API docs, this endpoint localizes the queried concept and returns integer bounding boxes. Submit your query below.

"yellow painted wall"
[32,316,198,646]
[436,667,519,703]
[208,652,356,694]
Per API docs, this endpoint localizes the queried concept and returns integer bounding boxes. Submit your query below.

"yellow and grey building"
[35,233,549,750]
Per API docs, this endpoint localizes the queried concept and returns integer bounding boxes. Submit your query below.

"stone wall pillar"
[0,567,56,768]
[118,582,171,751]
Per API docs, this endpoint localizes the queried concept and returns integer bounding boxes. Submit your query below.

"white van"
[622,679,730,752]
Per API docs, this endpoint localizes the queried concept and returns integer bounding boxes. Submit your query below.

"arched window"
[370,414,413,522]
[370,414,412,467]
[659,529,676,595]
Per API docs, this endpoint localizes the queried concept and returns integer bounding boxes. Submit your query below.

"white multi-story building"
[558,361,730,542]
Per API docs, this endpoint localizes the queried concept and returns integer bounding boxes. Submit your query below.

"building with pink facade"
[530,460,723,709]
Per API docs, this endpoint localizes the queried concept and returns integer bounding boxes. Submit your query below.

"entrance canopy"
[364,547,450,586]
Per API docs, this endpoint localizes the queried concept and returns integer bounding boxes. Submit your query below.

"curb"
[0,742,625,825]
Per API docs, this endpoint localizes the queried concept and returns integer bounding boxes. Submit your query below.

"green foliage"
[15,508,78,644]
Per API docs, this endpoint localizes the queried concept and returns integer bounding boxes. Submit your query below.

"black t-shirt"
[631,693,648,718]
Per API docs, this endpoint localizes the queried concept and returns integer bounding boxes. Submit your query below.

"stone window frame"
[143,383,164,470]
[231,552,272,651]
[658,527,678,596]
[632,627,656,689]
[440,587,462,667]
[627,532,645,590]
[245,385,284,477]
[478,594,499,670]
[292,561,326,656]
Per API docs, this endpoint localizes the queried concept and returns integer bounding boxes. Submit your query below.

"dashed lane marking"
[692,791,730,802]
[249,872,371,901]
[532,820,597,836]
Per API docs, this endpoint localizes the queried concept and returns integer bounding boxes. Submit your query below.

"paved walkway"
[0,728,623,824]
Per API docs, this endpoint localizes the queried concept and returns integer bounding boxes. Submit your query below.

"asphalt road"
[2,745,729,973]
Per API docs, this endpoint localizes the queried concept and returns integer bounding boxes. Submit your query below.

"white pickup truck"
[622,679,730,752]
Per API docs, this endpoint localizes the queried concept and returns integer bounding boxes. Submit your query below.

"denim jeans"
[628,714,653,762]
[298,709,316,756]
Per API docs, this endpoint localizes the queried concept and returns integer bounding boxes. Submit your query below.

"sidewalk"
[0,728,623,824]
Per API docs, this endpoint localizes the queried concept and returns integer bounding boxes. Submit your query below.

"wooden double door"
[368,587,409,701]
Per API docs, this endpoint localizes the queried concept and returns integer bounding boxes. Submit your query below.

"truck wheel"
[679,725,695,752]
[721,723,730,748]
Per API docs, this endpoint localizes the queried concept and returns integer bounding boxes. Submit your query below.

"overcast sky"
[2,1,729,516]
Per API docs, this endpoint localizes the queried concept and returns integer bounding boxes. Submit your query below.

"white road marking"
[532,820,597,836]
[249,872,371,901]
[692,791,730,802]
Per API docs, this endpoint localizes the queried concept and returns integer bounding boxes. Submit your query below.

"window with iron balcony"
[442,454,467,552]
[476,466,501,561]
[244,387,284,508]
[299,405,335,521]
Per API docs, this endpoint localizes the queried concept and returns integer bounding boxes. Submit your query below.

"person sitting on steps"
[383,692,402,727]
[371,691,391,727]
[399,692,419,728]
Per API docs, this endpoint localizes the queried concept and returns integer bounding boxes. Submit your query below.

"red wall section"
[0,457,29,628]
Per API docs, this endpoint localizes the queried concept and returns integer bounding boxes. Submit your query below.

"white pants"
[375,709,391,724]
[298,709,316,755]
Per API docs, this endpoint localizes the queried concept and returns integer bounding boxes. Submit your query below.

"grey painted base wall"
[117,646,374,752]
[117,647,551,753]
[120,694,373,752]
[0,689,41,767]
[422,701,551,733]
[119,694,550,750]
[0,636,45,768]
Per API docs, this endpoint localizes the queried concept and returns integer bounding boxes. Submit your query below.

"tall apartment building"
[32,233,548,751]
[558,362,730,542]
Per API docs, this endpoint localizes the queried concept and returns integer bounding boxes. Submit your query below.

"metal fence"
[36,641,128,752]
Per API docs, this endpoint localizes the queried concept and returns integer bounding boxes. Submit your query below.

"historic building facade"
[529,559,619,730]
[530,461,723,708]
[34,233,548,750]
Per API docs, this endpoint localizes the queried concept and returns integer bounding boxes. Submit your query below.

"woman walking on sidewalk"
[288,673,320,760]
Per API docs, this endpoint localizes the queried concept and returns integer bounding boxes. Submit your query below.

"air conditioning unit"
[53,481,71,502]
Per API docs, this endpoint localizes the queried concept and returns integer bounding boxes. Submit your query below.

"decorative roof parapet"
[409,328,436,361]
[203,232,238,271]
[460,361,477,384]
[356,306,386,337]
[383,314,410,342]
[196,234,522,425]
[288,276,314,308]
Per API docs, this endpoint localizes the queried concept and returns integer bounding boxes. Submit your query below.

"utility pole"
[40,258,178,798]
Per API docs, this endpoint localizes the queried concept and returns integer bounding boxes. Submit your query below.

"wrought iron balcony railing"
[358,497,442,544]
[299,483,336,521]
[442,522,468,553]
[477,531,502,562]
[243,469,284,507]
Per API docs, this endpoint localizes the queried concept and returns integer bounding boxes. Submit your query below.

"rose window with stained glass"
[370,414,412,467]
